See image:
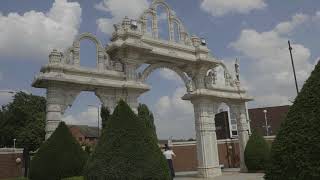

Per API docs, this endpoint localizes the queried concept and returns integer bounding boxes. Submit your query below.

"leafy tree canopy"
[0,92,46,151]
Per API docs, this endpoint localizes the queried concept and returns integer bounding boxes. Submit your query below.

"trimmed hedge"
[29,122,87,180]
[84,100,170,179]
[61,177,84,180]
[244,130,270,172]
[138,104,157,140]
[265,61,320,179]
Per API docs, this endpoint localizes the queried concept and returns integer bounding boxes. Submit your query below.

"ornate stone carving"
[49,49,62,64]
[205,68,217,88]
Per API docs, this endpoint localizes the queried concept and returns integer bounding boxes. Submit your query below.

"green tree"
[244,130,270,172]
[84,100,170,180]
[100,106,110,129]
[138,104,157,140]
[0,92,46,151]
[29,122,87,180]
[265,61,320,180]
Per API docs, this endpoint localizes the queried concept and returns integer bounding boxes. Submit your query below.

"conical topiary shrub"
[244,130,270,172]
[29,122,88,180]
[84,100,170,180]
[138,104,157,140]
[265,61,320,180]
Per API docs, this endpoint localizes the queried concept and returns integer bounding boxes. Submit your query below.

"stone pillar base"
[240,167,248,173]
[197,166,222,178]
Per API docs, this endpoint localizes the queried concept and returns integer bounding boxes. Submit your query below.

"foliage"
[1,177,29,180]
[244,130,270,172]
[138,104,157,140]
[265,61,320,180]
[100,106,110,129]
[84,100,170,180]
[61,177,84,180]
[29,122,88,180]
[0,92,46,151]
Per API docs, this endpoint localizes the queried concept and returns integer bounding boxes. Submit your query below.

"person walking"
[163,144,176,179]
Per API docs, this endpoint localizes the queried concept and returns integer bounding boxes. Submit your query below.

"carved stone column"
[45,86,64,140]
[97,46,105,71]
[152,11,158,39]
[124,62,138,81]
[126,90,140,114]
[192,98,221,178]
[193,65,208,89]
[45,85,80,140]
[229,102,250,172]
[73,41,80,66]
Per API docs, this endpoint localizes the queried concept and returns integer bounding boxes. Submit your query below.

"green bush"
[61,177,84,180]
[138,104,157,140]
[1,177,29,180]
[84,100,170,180]
[265,61,320,180]
[29,122,88,180]
[244,130,270,172]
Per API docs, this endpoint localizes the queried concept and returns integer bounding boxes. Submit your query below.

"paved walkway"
[175,170,264,180]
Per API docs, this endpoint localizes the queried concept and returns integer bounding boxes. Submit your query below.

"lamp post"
[13,139,16,152]
[88,105,100,137]
[263,110,271,136]
[288,40,299,95]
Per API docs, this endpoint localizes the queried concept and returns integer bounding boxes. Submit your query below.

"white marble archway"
[33,0,253,178]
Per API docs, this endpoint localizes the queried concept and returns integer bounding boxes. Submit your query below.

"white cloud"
[62,107,99,127]
[230,13,317,107]
[154,87,194,139]
[274,14,309,34]
[95,0,149,35]
[0,0,81,60]
[201,0,266,17]
[0,91,14,105]
[158,69,181,81]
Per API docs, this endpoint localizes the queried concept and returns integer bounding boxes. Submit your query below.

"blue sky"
[1,0,319,139]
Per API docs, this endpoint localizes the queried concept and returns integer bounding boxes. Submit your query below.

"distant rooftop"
[68,125,99,138]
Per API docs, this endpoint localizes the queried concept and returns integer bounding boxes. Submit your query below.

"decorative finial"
[235,58,240,81]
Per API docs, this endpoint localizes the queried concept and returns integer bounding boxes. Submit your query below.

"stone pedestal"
[192,99,222,178]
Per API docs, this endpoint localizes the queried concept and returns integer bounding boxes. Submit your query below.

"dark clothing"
[167,159,175,178]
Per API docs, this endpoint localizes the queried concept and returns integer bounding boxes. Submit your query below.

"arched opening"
[146,14,153,37]
[79,39,98,68]
[156,5,170,41]
[173,21,180,43]
[62,91,102,150]
[139,68,194,141]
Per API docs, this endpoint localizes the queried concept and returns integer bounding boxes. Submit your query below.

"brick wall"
[69,126,86,145]
[0,149,23,179]
[171,137,274,172]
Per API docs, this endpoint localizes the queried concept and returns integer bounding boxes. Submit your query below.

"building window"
[79,137,83,142]
[228,109,238,139]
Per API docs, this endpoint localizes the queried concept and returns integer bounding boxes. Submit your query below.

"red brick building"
[68,125,99,147]
[0,148,23,179]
